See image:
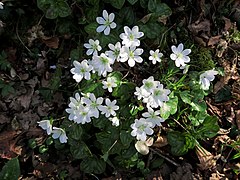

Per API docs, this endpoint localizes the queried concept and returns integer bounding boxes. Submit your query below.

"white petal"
[96,25,105,33]
[170,54,177,60]
[110,22,116,29]
[182,49,191,56]
[128,59,136,67]
[96,17,105,24]
[104,27,110,35]
[103,10,108,19]
[178,43,184,52]
[108,13,115,22]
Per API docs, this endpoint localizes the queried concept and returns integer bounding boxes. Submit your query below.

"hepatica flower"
[109,116,120,127]
[149,49,163,64]
[105,42,122,62]
[170,43,191,67]
[119,45,143,67]
[199,69,218,90]
[96,10,116,35]
[92,53,114,77]
[130,118,154,141]
[99,98,119,118]
[52,127,68,143]
[37,120,52,135]
[142,107,164,127]
[65,92,82,121]
[84,39,102,56]
[120,26,144,47]
[102,76,117,92]
[71,60,93,83]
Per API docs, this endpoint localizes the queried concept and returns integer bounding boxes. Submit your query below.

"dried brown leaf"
[41,36,59,49]
[153,135,168,148]
[195,146,219,170]
[207,35,222,46]
[188,19,211,35]
[236,110,240,130]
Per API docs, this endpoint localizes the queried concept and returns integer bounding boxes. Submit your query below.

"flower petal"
[96,25,105,33]
[96,17,105,24]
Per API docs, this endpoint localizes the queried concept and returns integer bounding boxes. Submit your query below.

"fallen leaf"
[188,19,211,35]
[195,145,219,170]
[153,135,168,148]
[207,35,222,46]
[0,113,10,124]
[222,17,232,32]
[0,130,22,159]
[41,36,59,49]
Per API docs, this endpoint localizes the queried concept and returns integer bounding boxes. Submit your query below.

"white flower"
[99,98,119,118]
[180,64,190,74]
[142,107,164,127]
[0,2,4,9]
[70,60,93,83]
[96,10,116,35]
[134,87,146,100]
[84,39,102,56]
[147,84,171,108]
[135,137,154,155]
[130,118,154,141]
[199,69,218,90]
[92,53,114,77]
[120,26,144,47]
[81,93,103,118]
[65,93,82,121]
[170,43,191,67]
[142,76,160,95]
[74,105,92,124]
[105,42,122,62]
[119,45,143,67]
[52,127,68,143]
[102,77,117,92]
[37,120,52,135]
[149,49,163,64]
[109,116,120,127]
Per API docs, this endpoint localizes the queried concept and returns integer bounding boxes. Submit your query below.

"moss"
[190,46,215,71]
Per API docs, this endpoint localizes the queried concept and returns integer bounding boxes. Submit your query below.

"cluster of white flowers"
[38,120,68,143]
[134,76,171,108]
[65,92,119,126]
[131,76,169,141]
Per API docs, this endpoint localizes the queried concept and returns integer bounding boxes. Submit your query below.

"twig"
[150,148,180,167]
[16,16,32,54]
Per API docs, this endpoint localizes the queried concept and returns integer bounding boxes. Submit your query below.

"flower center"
[177,53,183,59]
[129,50,134,58]
[129,34,134,41]
[100,57,109,65]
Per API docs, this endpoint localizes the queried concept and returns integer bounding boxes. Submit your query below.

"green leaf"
[196,116,219,139]
[120,130,133,147]
[167,131,193,156]
[37,0,53,11]
[190,100,207,112]
[160,95,178,119]
[56,1,71,17]
[188,111,208,126]
[118,6,135,25]
[70,141,90,159]
[0,157,20,180]
[179,90,192,104]
[80,156,106,174]
[139,21,167,39]
[81,81,104,97]
[148,1,172,17]
[110,0,125,9]
[112,82,136,98]
[96,128,119,153]
[108,71,123,83]
[140,0,148,8]
[69,124,83,140]
[127,0,138,5]
[98,33,119,48]
[92,115,110,129]
[84,22,98,35]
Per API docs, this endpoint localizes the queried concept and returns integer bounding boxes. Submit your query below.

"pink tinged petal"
[96,17,105,24]
[110,22,116,29]
[97,25,105,33]
[182,49,191,56]
[104,26,111,35]
[102,10,108,20]
[128,59,136,67]
[108,13,115,22]
[170,54,177,60]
